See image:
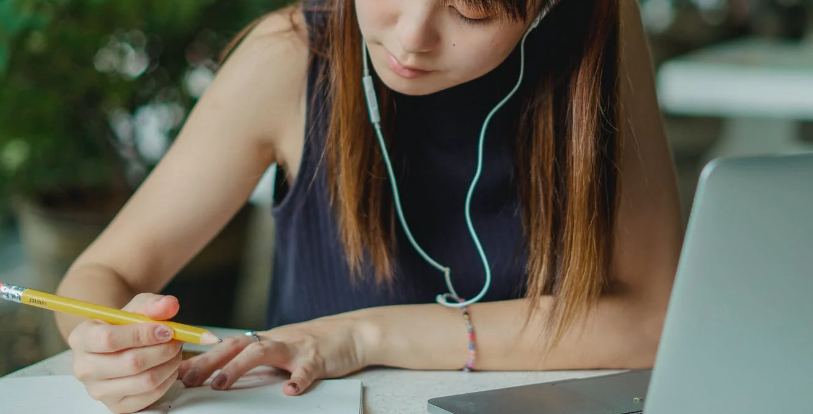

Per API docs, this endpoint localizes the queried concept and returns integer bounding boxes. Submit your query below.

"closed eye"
[449,6,493,25]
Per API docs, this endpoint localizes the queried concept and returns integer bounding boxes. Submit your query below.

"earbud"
[528,8,548,32]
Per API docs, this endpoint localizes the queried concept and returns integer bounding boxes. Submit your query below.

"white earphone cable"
[360,11,544,308]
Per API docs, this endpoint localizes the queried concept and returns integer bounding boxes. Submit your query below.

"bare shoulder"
[199,6,311,156]
[227,6,310,68]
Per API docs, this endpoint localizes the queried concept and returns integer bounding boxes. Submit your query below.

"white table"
[657,37,813,161]
[3,327,619,414]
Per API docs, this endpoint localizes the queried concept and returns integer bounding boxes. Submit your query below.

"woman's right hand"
[68,293,184,414]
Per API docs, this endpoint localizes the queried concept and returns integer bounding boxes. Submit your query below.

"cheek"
[355,0,395,39]
[449,48,496,79]
[445,34,522,82]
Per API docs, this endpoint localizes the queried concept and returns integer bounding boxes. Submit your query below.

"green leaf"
[0,0,293,204]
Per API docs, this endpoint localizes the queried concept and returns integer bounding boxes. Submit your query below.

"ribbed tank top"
[266,4,543,328]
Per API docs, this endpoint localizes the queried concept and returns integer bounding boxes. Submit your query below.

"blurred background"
[1,0,811,376]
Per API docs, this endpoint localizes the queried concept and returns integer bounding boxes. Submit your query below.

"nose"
[396,4,440,54]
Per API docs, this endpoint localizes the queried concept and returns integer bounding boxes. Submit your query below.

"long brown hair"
[224,0,622,349]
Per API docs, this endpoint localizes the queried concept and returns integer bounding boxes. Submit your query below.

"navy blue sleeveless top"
[266,5,543,328]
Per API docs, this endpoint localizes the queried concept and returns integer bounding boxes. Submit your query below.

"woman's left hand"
[177,313,377,395]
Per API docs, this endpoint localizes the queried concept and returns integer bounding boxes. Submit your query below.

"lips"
[386,53,431,79]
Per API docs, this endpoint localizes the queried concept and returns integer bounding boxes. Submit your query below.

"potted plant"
[0,0,285,357]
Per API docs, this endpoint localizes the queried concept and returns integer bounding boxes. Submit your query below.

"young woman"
[55,0,684,412]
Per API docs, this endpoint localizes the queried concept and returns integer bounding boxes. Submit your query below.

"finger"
[74,340,183,381]
[211,340,293,390]
[109,365,178,414]
[88,348,181,403]
[284,362,321,396]
[122,293,180,321]
[67,319,100,351]
[74,319,175,353]
[179,335,254,388]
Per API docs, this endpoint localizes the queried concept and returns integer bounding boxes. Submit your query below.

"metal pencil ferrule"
[0,284,24,303]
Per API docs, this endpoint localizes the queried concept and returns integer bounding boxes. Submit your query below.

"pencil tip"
[200,331,221,346]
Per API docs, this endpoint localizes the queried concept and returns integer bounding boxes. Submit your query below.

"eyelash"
[452,8,491,26]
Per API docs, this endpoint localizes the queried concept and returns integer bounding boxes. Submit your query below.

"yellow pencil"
[0,282,221,345]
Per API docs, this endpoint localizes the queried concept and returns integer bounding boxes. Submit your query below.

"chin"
[377,74,442,96]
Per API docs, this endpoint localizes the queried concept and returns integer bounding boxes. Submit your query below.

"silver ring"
[245,331,261,342]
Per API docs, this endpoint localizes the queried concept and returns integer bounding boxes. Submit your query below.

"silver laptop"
[428,153,813,414]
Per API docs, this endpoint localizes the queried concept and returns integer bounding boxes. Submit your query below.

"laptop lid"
[427,370,652,414]
[643,153,813,414]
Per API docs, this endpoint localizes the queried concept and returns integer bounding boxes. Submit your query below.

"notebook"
[0,367,362,413]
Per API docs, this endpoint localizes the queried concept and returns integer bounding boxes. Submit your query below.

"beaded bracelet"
[459,298,476,372]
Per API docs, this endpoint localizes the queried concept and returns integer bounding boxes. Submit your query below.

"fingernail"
[211,373,228,390]
[288,382,300,393]
[155,326,173,341]
[182,369,199,387]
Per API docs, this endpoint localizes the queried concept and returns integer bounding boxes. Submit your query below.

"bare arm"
[55,11,310,340]
[359,0,684,371]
